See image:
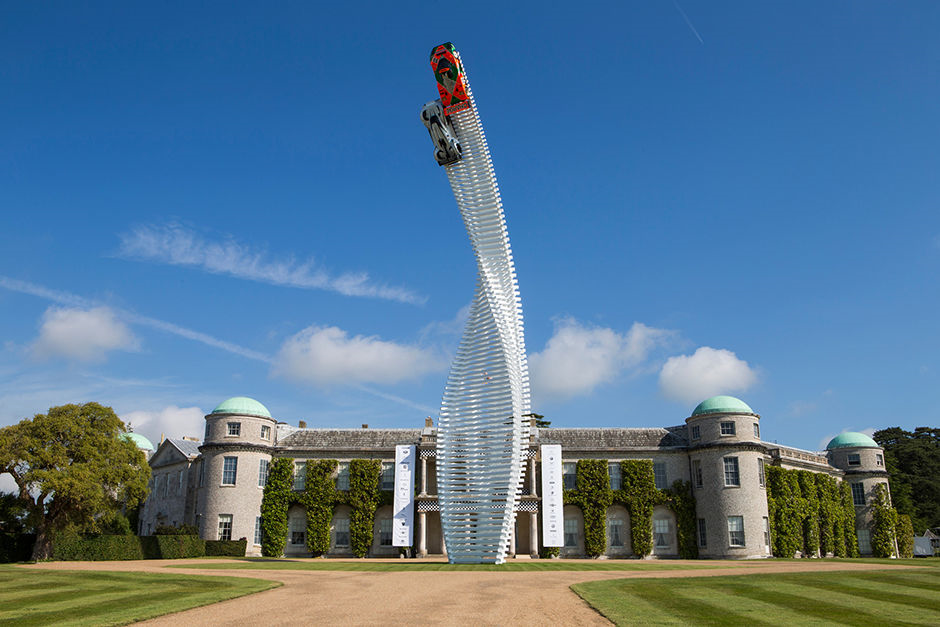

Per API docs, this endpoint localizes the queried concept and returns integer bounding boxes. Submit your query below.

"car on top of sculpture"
[430,42,470,116]
[420,99,462,166]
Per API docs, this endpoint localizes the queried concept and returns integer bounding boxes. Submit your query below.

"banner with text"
[540,444,563,547]
[392,445,416,547]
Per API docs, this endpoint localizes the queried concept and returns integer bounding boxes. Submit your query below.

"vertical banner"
[540,444,563,547]
[393,445,416,547]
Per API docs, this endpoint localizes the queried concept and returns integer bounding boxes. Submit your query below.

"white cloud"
[118,223,425,304]
[121,405,205,444]
[30,306,139,362]
[529,318,674,402]
[658,346,758,404]
[273,325,444,387]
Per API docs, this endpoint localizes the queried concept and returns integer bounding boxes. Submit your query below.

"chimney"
[298,420,307,429]
[362,424,369,429]
[425,416,433,428]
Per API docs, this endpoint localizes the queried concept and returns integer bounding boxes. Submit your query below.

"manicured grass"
[0,565,278,626]
[169,557,726,572]
[572,568,940,626]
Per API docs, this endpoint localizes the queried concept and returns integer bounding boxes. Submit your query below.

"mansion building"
[137,395,890,559]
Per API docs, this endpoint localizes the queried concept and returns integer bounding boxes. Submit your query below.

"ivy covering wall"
[259,458,389,558]
[765,466,859,558]
[259,457,293,557]
[563,459,697,559]
[871,482,899,558]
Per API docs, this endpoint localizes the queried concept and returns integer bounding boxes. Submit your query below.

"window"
[227,422,241,437]
[728,516,745,546]
[653,462,667,490]
[293,461,306,491]
[336,463,350,490]
[563,462,577,491]
[876,454,884,467]
[204,422,210,441]
[848,453,861,466]
[199,461,205,487]
[261,425,271,440]
[857,528,871,554]
[222,456,238,485]
[290,515,306,546]
[698,518,707,547]
[380,463,395,491]
[691,424,701,440]
[218,514,233,541]
[763,516,770,547]
[609,518,624,548]
[178,469,185,494]
[162,474,168,497]
[720,421,736,436]
[758,459,765,488]
[564,518,578,548]
[852,482,866,506]
[379,518,393,546]
[753,423,760,439]
[258,459,270,488]
[334,518,350,547]
[692,460,703,488]
[723,457,740,487]
[654,518,670,548]
[608,463,621,490]
[254,516,263,546]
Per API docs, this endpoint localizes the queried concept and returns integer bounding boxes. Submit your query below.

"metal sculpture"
[421,42,530,564]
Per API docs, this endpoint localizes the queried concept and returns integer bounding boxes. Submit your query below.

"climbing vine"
[259,458,389,558]
[562,459,696,559]
[871,482,898,558]
[302,460,338,556]
[766,466,861,558]
[343,459,382,558]
[259,457,293,557]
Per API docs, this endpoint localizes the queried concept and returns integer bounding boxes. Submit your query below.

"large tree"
[0,403,150,559]
[873,426,940,533]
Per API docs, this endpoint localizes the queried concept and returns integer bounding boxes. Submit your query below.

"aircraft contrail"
[673,1,705,44]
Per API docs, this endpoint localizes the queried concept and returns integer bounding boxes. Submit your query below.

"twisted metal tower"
[421,43,530,564]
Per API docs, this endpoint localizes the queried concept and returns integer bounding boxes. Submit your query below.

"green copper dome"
[691,395,755,417]
[211,396,272,418]
[826,432,879,450]
[122,432,155,451]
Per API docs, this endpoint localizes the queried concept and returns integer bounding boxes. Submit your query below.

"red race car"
[430,42,470,116]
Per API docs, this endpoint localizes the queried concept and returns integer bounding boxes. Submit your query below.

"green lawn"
[572,566,940,626]
[0,565,278,626]
[169,557,725,572]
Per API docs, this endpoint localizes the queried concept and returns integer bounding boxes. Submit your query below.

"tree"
[0,403,150,560]
[873,427,940,533]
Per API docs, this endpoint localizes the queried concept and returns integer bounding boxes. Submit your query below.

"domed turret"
[686,396,769,558]
[825,432,878,450]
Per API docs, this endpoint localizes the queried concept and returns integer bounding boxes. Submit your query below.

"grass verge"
[168,558,726,572]
[572,567,940,626]
[0,564,278,626]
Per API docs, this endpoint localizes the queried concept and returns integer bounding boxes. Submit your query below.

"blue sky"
[1,2,938,466]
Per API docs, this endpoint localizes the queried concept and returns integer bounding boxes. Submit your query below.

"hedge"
[260,457,294,557]
[149,535,205,558]
[53,532,144,561]
[205,539,247,556]
[871,483,898,558]
[897,514,914,558]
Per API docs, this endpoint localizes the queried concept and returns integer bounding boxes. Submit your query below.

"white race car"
[421,99,462,166]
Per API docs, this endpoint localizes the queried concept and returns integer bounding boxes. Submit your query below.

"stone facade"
[137,396,892,559]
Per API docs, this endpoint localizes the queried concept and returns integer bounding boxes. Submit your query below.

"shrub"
[154,524,199,536]
[0,534,36,562]
[205,539,247,556]
[871,483,898,558]
[897,514,914,558]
